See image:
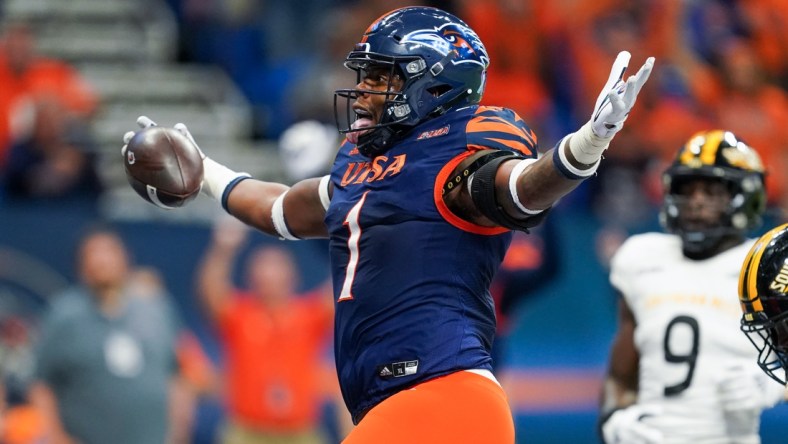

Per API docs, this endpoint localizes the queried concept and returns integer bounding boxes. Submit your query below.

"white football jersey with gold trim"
[610,232,780,443]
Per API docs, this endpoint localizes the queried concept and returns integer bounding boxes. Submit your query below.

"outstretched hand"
[173,122,206,160]
[121,116,206,159]
[590,51,654,139]
[557,51,655,171]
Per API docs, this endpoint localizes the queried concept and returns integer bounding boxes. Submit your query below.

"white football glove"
[121,115,158,157]
[602,404,663,444]
[567,51,655,167]
[591,51,654,139]
[173,122,206,159]
[170,120,250,202]
[717,364,786,439]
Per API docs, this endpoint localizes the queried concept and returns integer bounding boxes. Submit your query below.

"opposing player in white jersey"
[599,130,786,444]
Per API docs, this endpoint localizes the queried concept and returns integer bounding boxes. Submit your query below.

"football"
[123,126,204,209]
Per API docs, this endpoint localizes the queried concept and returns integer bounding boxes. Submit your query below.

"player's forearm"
[601,314,640,414]
[597,375,639,442]
[522,123,607,202]
[509,146,591,211]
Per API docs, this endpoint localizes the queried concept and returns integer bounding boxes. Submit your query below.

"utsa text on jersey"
[340,154,406,186]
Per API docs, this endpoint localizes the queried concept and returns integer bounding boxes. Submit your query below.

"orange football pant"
[343,370,515,443]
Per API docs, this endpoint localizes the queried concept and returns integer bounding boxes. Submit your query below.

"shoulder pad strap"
[442,150,514,196]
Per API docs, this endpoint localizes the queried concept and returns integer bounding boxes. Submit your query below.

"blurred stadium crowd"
[0,0,786,443]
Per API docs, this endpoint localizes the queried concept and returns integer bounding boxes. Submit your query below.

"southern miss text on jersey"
[610,233,776,442]
[325,105,536,422]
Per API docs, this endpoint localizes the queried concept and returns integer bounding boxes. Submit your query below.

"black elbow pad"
[469,155,551,232]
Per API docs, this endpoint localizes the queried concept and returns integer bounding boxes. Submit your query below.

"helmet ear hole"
[427,84,452,98]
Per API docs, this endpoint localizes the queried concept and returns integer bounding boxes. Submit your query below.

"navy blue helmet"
[334,7,490,157]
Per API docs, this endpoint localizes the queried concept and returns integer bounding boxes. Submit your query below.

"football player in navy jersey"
[123,7,653,442]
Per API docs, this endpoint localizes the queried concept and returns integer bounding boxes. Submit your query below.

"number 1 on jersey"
[338,192,369,301]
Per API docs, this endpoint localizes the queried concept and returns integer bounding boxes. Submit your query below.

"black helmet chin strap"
[357,125,400,158]
[429,87,472,117]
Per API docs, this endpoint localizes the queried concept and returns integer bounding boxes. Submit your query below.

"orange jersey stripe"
[466,111,536,155]
[486,137,533,153]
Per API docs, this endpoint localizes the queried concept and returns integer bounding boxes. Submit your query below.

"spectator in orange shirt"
[0,22,98,169]
[197,217,339,444]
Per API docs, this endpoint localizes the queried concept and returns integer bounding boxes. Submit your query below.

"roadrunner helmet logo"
[401,23,489,69]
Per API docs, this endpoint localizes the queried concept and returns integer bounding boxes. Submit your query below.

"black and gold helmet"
[660,130,766,255]
[739,223,788,385]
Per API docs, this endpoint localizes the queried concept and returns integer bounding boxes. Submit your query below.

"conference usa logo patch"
[401,23,489,68]
[416,124,450,141]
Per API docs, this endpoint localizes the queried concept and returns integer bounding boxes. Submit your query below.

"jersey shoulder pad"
[465,106,537,157]
[610,232,681,291]
[611,232,681,269]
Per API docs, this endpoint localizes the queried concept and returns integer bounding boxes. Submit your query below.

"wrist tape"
[572,121,611,164]
[201,157,251,211]
[552,128,603,180]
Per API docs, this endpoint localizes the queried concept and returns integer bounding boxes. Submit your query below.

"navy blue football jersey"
[325,105,537,422]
